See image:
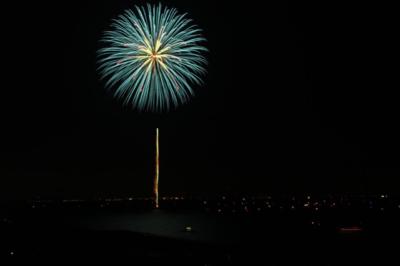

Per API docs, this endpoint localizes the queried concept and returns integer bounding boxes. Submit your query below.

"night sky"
[1,1,399,199]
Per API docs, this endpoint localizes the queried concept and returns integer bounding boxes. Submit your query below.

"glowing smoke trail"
[154,128,159,208]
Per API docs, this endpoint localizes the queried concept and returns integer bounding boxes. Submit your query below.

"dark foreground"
[1,195,399,265]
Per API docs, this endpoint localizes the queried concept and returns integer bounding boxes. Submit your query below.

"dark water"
[78,210,239,244]
[2,207,400,264]
[67,209,400,264]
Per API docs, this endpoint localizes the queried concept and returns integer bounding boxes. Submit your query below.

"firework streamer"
[154,128,159,208]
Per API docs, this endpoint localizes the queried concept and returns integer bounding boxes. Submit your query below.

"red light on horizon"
[338,226,363,233]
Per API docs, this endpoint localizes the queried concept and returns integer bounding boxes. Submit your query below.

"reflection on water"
[79,210,240,244]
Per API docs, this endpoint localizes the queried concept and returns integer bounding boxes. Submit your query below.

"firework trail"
[154,128,159,208]
[97,3,208,112]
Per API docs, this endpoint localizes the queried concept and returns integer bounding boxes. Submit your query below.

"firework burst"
[97,3,208,112]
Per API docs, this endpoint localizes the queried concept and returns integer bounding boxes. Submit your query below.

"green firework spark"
[97,3,208,112]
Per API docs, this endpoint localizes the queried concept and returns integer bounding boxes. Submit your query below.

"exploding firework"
[97,3,208,112]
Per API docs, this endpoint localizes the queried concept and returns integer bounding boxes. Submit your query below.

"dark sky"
[1,1,399,199]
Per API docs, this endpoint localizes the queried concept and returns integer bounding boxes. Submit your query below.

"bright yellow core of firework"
[139,38,171,72]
